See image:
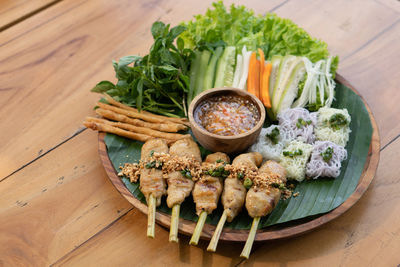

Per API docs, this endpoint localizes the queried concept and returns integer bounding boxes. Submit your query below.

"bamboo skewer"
[207,209,228,252]
[147,194,156,238]
[169,204,180,242]
[240,216,260,259]
[189,211,208,245]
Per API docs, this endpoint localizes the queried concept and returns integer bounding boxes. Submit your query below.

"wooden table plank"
[0,0,59,31]
[0,130,132,266]
[340,21,400,147]
[239,136,400,266]
[0,0,284,180]
[53,209,244,267]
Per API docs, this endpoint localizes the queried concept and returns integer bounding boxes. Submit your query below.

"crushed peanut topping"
[118,154,293,199]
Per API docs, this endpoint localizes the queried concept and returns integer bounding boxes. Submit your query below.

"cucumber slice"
[214,46,236,87]
[188,51,202,104]
[194,50,211,96]
[271,55,297,115]
[204,47,223,91]
[276,59,306,114]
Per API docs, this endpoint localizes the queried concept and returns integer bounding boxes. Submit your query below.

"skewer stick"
[240,217,260,259]
[147,194,156,238]
[207,209,228,252]
[189,211,208,245]
[169,204,180,242]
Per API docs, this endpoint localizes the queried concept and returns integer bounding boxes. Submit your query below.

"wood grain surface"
[98,75,380,242]
[0,0,399,265]
[0,0,59,31]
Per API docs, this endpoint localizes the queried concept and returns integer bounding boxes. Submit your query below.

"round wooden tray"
[98,75,380,242]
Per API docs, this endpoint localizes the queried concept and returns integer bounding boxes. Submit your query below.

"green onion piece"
[266,127,280,144]
[243,178,253,189]
[321,147,334,162]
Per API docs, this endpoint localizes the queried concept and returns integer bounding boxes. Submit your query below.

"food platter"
[98,74,380,242]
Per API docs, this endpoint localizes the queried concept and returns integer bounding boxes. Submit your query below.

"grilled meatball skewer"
[190,152,230,245]
[139,139,169,238]
[240,160,287,259]
[167,138,202,242]
[207,152,262,252]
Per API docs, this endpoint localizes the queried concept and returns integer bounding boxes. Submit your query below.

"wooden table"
[1,0,399,266]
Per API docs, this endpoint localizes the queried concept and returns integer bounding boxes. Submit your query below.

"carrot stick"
[261,62,272,108]
[258,48,265,99]
[247,52,260,99]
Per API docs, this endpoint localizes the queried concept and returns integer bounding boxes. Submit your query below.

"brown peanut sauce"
[194,94,260,136]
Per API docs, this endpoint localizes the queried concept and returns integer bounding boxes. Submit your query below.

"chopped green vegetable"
[145,160,163,170]
[266,127,280,144]
[296,118,311,128]
[243,178,253,189]
[321,147,334,162]
[283,149,303,157]
[237,172,245,180]
[180,169,193,179]
[329,113,348,130]
[206,164,229,178]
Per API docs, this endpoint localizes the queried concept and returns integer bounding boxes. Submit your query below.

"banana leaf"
[104,82,372,229]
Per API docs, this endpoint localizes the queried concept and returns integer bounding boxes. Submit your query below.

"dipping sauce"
[194,94,260,136]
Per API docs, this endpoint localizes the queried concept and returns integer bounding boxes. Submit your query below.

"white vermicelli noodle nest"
[248,126,289,162]
[306,141,347,178]
[278,107,316,144]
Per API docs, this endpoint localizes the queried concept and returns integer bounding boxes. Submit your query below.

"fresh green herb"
[283,149,303,157]
[180,169,192,179]
[91,21,193,117]
[150,150,155,157]
[237,172,245,180]
[321,147,334,162]
[243,178,253,189]
[216,159,224,163]
[329,113,348,130]
[145,160,163,169]
[266,127,280,144]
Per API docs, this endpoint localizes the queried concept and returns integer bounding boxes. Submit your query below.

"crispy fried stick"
[98,102,185,127]
[83,121,174,145]
[96,108,187,132]
[86,117,190,141]
[103,93,188,125]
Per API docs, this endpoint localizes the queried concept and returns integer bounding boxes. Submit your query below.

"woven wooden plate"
[98,75,380,242]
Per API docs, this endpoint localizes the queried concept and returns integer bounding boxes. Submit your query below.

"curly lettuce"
[180,1,334,63]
